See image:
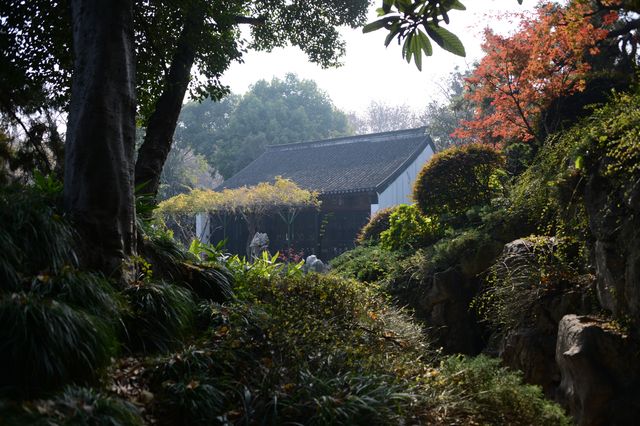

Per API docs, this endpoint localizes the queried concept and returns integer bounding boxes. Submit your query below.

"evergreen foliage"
[380,204,443,251]
[356,206,396,245]
[330,245,401,283]
[413,144,504,220]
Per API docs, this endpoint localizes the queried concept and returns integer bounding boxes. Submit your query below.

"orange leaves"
[454,1,618,145]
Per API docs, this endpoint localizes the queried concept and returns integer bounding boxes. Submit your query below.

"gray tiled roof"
[218,127,434,194]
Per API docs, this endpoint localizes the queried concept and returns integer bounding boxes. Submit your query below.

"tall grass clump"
[0,293,117,398]
[122,281,196,353]
[0,386,144,425]
[30,268,126,321]
[140,225,234,302]
[0,184,76,291]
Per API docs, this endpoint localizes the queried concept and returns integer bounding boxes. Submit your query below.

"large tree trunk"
[134,7,204,201]
[64,0,136,277]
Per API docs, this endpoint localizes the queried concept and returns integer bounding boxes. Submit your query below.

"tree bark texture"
[134,7,204,200]
[64,0,136,276]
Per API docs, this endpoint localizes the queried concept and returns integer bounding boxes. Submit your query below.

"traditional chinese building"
[198,127,436,259]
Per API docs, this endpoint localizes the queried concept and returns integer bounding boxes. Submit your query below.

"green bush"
[504,142,535,176]
[279,370,413,425]
[581,89,640,185]
[428,355,570,425]
[413,143,504,220]
[380,204,443,251]
[356,206,396,244]
[330,245,400,283]
[510,131,588,239]
[50,386,143,425]
[0,293,117,398]
[146,273,568,424]
[385,227,503,292]
[506,90,640,239]
[226,251,304,300]
[122,281,196,353]
[155,379,225,426]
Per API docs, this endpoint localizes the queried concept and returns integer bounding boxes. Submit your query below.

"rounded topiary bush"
[122,281,196,354]
[356,206,397,245]
[0,293,117,398]
[413,144,504,219]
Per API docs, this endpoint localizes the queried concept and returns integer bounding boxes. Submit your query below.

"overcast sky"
[221,1,538,114]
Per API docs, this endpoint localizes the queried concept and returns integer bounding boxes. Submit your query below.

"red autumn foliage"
[453,1,618,145]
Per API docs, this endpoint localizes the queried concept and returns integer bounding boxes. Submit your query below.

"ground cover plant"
[0,180,570,424]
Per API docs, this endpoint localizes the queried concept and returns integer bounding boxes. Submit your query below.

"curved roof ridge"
[266,126,427,152]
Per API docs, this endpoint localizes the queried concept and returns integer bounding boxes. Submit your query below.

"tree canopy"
[179,74,351,179]
[453,2,619,145]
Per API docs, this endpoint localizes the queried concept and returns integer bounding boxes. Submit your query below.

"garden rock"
[486,237,594,396]
[415,267,484,354]
[250,232,269,260]
[585,169,640,328]
[556,314,640,426]
[303,255,328,274]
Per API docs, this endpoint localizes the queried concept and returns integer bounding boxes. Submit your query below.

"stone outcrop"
[585,171,640,328]
[556,315,640,426]
[416,266,485,354]
[488,238,593,396]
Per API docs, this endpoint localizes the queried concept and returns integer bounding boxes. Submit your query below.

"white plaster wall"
[376,144,434,210]
[195,213,211,242]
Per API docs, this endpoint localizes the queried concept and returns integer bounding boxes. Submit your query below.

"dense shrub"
[581,89,640,185]
[0,386,144,425]
[0,293,117,398]
[330,245,401,283]
[510,131,588,239]
[427,355,570,425]
[385,227,504,291]
[122,281,196,353]
[380,204,443,251]
[144,273,568,424]
[504,142,535,176]
[413,143,504,219]
[507,90,640,239]
[155,379,225,426]
[356,206,396,244]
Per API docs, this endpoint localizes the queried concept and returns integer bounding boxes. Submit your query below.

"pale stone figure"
[250,232,269,260]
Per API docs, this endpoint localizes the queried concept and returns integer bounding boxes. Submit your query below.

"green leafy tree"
[1,0,369,200]
[192,74,351,179]
[158,144,219,201]
[363,0,473,70]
